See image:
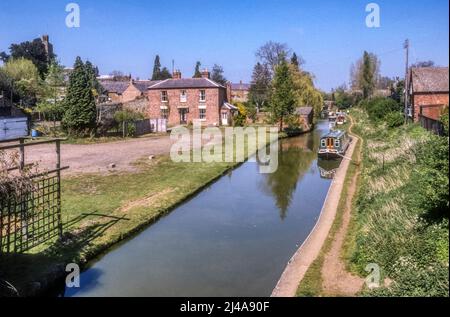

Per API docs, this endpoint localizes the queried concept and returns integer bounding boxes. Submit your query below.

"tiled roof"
[133,80,160,93]
[295,107,313,116]
[100,81,130,94]
[231,83,251,91]
[148,78,225,90]
[410,67,449,93]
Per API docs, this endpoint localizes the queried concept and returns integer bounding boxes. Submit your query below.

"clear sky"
[0,0,448,91]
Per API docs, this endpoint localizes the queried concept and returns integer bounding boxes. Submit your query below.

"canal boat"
[318,130,351,159]
[336,112,347,125]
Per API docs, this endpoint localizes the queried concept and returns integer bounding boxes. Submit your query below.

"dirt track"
[15,135,183,176]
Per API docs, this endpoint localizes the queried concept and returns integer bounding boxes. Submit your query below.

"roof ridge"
[148,79,170,89]
[205,78,223,88]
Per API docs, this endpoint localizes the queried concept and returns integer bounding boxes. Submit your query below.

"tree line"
[247,41,323,131]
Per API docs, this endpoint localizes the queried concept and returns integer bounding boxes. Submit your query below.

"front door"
[221,112,229,126]
[179,109,188,125]
[327,138,334,150]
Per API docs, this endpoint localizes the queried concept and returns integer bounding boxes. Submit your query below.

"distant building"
[41,35,54,62]
[408,67,449,123]
[294,106,314,132]
[100,79,160,103]
[231,81,251,103]
[148,69,236,127]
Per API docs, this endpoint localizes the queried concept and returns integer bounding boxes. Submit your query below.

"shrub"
[233,103,247,127]
[385,112,404,128]
[114,109,144,137]
[365,97,402,122]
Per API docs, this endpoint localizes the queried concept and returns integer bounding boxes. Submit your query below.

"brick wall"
[148,88,223,126]
[412,92,449,121]
[122,84,145,103]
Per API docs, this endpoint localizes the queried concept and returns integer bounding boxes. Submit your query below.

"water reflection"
[317,158,342,179]
[260,130,320,220]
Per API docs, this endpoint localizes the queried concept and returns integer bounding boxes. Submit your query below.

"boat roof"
[322,130,346,139]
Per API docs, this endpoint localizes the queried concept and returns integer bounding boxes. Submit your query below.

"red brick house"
[147,70,237,127]
[408,67,449,122]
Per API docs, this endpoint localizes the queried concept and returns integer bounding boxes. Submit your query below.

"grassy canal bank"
[297,108,449,297]
[1,129,280,296]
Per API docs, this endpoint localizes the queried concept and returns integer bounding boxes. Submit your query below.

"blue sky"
[0,0,448,91]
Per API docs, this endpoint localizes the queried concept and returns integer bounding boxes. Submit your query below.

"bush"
[233,103,247,127]
[385,112,404,128]
[409,135,449,221]
[361,97,402,122]
[114,109,144,137]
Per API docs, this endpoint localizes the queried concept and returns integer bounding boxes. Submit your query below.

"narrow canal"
[65,121,339,297]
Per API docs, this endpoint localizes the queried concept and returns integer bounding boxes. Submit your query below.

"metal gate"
[0,138,68,253]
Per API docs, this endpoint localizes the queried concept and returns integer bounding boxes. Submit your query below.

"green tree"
[290,52,304,69]
[248,62,271,112]
[193,61,202,78]
[62,57,97,136]
[159,67,172,80]
[270,60,296,132]
[151,55,162,80]
[1,38,55,78]
[289,64,323,120]
[211,64,227,85]
[360,51,377,99]
[0,58,41,107]
[350,51,380,98]
[85,60,103,98]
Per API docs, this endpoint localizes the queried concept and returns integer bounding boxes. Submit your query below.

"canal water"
[65,121,338,297]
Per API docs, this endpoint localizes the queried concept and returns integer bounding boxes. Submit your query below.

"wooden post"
[56,140,63,239]
[19,138,25,171]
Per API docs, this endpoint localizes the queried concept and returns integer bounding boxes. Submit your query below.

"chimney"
[226,82,232,103]
[201,69,210,79]
[173,69,182,79]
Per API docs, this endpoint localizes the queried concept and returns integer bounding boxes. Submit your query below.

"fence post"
[56,140,63,239]
[19,138,25,171]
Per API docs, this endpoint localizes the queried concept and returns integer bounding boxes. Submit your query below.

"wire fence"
[0,138,68,254]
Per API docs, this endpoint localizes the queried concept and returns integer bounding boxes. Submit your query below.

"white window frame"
[199,108,206,121]
[161,91,168,102]
[180,90,187,102]
[334,139,340,148]
[199,90,206,102]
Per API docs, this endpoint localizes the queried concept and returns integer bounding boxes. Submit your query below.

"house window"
[199,90,206,102]
[180,90,187,102]
[199,108,206,120]
[161,108,169,119]
[321,139,326,148]
[161,91,168,102]
[334,139,340,148]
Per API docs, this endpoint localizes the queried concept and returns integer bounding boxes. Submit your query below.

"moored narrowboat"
[318,130,351,159]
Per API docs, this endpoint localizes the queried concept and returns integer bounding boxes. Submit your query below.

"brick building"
[408,67,449,122]
[231,81,251,103]
[100,79,160,103]
[294,107,314,132]
[148,70,236,127]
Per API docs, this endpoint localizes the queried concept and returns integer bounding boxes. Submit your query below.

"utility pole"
[404,39,410,125]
